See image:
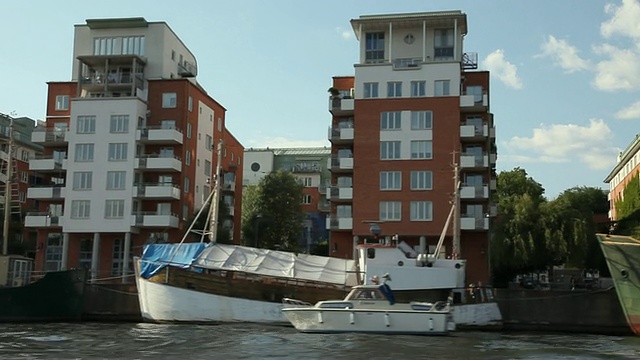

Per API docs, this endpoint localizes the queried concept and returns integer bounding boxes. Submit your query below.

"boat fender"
[349,312,355,325]
[384,312,390,327]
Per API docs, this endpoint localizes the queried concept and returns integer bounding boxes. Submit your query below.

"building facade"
[604,134,640,221]
[328,11,496,285]
[243,147,331,251]
[26,18,243,280]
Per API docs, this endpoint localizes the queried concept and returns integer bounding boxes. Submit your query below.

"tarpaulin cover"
[139,242,207,279]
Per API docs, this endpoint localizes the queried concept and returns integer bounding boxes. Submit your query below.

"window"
[186,123,192,138]
[387,82,402,97]
[303,177,312,187]
[184,177,190,193]
[302,194,312,204]
[217,118,222,132]
[467,86,484,102]
[411,111,432,130]
[380,171,401,190]
[435,80,450,96]
[44,234,62,271]
[185,150,191,166]
[336,205,352,218]
[75,144,94,162]
[106,171,126,190]
[21,171,28,183]
[411,81,426,97]
[411,171,433,190]
[157,203,171,215]
[381,111,401,130]
[93,36,144,56]
[110,115,129,133]
[77,116,96,134]
[364,82,379,98]
[411,141,432,159]
[79,239,93,270]
[365,32,385,63]
[111,238,132,276]
[411,201,432,221]
[55,95,69,111]
[73,171,92,190]
[434,29,454,58]
[108,143,128,161]
[204,160,211,176]
[162,93,177,108]
[171,50,175,61]
[71,200,91,219]
[21,150,29,161]
[380,201,401,221]
[381,141,401,160]
[188,96,193,112]
[105,200,125,218]
[205,135,213,150]
[19,192,26,203]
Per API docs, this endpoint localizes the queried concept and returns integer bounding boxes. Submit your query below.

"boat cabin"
[344,284,396,304]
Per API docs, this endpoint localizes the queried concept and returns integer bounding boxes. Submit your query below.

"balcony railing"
[132,211,179,228]
[392,57,422,70]
[31,128,67,144]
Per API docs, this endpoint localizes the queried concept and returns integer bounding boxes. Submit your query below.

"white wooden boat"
[282,281,455,335]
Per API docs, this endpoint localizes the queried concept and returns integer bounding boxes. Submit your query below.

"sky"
[1,0,639,199]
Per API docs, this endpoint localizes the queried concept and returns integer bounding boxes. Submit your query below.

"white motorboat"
[282,278,455,335]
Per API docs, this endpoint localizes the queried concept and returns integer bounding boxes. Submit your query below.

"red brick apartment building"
[327,11,496,285]
[26,18,243,280]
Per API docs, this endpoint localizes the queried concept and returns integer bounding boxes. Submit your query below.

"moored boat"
[0,256,86,322]
[596,233,640,334]
[282,276,455,335]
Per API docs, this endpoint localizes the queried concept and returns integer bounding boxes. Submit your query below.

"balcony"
[460,216,489,231]
[136,126,183,144]
[329,97,354,116]
[31,128,68,145]
[459,184,489,200]
[135,154,182,172]
[133,183,180,200]
[131,212,179,228]
[223,181,236,192]
[460,123,493,141]
[317,200,330,212]
[329,186,353,202]
[29,156,64,172]
[178,61,197,77]
[27,186,66,200]
[460,93,489,112]
[326,216,353,230]
[329,156,353,173]
[392,57,422,70]
[24,212,63,228]
[328,126,354,144]
[291,163,321,174]
[460,153,497,169]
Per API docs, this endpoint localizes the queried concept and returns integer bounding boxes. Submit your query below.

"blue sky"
[1,0,639,199]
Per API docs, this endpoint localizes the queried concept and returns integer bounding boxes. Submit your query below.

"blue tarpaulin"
[139,242,207,279]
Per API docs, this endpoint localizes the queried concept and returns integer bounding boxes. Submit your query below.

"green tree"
[188,198,232,244]
[241,170,305,251]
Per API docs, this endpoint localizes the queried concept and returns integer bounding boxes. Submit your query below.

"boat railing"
[451,285,496,305]
[282,298,312,307]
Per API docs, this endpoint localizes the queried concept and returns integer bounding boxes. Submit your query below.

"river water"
[0,322,638,359]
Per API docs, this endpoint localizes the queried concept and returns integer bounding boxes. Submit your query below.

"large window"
[381,141,401,160]
[75,144,94,162]
[44,234,62,271]
[411,81,426,97]
[106,171,126,190]
[79,239,93,270]
[162,93,177,108]
[205,134,213,150]
[380,201,401,221]
[110,115,129,133]
[365,32,385,63]
[410,141,432,159]
[77,116,96,134]
[435,80,450,96]
[411,201,432,221]
[411,111,433,130]
[94,36,145,56]
[434,29,454,58]
[204,159,211,176]
[105,200,125,218]
[111,238,133,276]
[364,82,379,98]
[411,171,433,190]
[381,111,401,130]
[73,171,92,190]
[55,95,69,111]
[387,82,402,97]
[108,143,128,161]
[380,171,401,190]
[71,200,91,219]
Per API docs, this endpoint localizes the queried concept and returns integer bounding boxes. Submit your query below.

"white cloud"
[335,27,353,40]
[246,136,329,149]
[592,43,640,91]
[481,50,523,89]
[601,0,640,43]
[504,119,618,170]
[538,35,591,73]
[615,100,640,119]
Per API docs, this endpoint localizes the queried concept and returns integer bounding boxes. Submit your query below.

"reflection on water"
[0,323,638,359]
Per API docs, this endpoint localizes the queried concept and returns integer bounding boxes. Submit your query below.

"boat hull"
[0,268,86,322]
[282,308,454,335]
[597,233,640,335]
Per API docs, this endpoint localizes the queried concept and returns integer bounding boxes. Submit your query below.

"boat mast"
[209,139,224,243]
[2,114,13,256]
[452,154,461,259]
